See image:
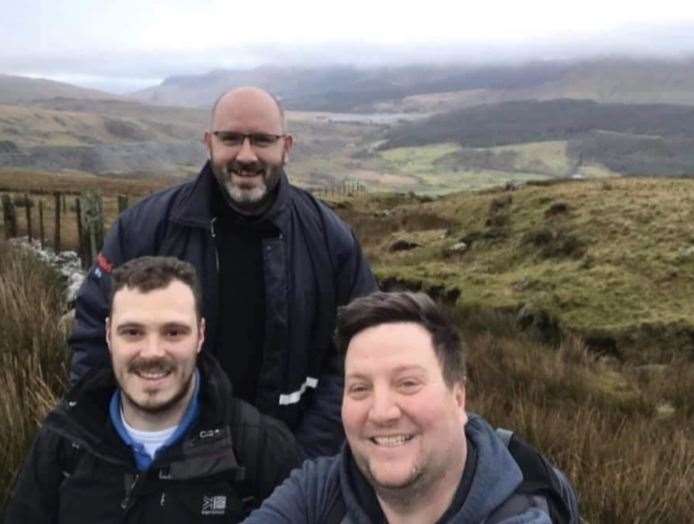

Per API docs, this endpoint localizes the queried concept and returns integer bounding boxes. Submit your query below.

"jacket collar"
[170,162,292,230]
[43,351,235,460]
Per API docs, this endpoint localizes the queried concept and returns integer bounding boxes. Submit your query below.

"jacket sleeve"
[250,411,304,501]
[293,229,378,459]
[68,214,130,384]
[4,430,63,524]
[241,457,340,524]
[230,396,303,503]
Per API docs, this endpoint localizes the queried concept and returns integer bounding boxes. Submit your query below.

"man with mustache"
[69,87,377,458]
[6,256,301,523]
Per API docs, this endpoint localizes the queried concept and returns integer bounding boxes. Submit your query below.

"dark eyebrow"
[345,365,428,380]
[115,322,143,331]
[162,322,192,331]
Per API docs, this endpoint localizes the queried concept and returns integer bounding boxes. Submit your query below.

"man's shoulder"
[284,453,343,502]
[286,184,356,243]
[119,179,192,225]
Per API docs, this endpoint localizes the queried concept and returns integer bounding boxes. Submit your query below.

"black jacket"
[69,164,377,457]
[5,352,302,524]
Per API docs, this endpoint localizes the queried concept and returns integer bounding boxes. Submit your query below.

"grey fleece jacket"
[242,414,552,523]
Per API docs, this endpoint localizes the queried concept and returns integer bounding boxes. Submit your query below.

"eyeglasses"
[212,131,286,148]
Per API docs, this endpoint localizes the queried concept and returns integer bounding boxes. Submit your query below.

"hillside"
[0,98,210,175]
[338,177,694,362]
[0,74,117,104]
[380,99,694,177]
[130,63,568,110]
[130,58,694,112]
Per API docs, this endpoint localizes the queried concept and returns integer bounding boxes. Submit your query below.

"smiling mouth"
[370,435,414,447]
[136,369,170,379]
[230,166,265,178]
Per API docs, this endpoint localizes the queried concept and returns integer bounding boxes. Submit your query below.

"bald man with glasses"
[70,87,377,459]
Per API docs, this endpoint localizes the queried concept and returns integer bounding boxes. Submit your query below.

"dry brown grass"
[466,328,694,523]
[0,170,177,251]
[0,169,175,195]
[0,242,69,511]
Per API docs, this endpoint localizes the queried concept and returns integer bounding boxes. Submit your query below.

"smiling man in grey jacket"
[243,292,579,524]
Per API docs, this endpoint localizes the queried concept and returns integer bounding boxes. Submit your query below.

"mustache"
[225,161,266,175]
[127,357,176,374]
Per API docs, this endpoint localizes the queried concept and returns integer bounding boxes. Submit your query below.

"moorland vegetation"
[1,174,693,521]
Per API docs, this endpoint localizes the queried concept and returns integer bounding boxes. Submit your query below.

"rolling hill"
[130,58,694,112]
[0,74,118,104]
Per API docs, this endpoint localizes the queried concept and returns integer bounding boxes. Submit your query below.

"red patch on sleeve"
[96,253,113,273]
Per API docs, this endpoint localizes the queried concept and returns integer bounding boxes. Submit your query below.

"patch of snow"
[9,237,85,304]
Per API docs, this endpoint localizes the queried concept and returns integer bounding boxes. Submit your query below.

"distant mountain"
[0,74,119,104]
[129,63,570,111]
[129,58,694,112]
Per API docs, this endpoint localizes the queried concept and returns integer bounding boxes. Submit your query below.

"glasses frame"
[212,131,287,148]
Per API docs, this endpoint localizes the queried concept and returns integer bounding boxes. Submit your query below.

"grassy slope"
[0,75,115,104]
[0,103,204,147]
[341,177,694,362]
[368,141,600,194]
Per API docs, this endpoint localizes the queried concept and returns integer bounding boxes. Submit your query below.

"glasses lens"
[216,132,244,146]
[250,134,280,147]
[214,132,282,148]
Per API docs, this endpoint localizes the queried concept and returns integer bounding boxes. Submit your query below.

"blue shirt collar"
[109,368,201,471]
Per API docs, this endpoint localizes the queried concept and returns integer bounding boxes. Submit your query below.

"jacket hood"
[452,413,524,522]
[170,162,292,230]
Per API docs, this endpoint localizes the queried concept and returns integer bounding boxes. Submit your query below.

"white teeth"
[372,435,412,447]
[136,370,169,379]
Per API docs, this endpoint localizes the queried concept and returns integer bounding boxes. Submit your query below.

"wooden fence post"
[117,194,129,214]
[39,200,45,249]
[75,197,84,265]
[2,194,17,239]
[53,193,61,251]
[24,194,33,242]
[78,191,104,269]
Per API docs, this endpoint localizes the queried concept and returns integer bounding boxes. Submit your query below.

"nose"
[140,334,165,358]
[235,136,259,163]
[368,387,401,424]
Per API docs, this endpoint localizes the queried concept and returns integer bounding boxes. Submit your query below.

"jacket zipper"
[210,217,220,272]
[121,473,141,511]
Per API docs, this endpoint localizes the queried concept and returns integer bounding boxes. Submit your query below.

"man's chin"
[224,183,271,212]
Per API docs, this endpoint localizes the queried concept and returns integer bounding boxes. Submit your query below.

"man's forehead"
[345,323,438,368]
[111,282,196,315]
[213,88,283,129]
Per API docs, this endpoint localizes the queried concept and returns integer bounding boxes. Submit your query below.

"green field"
[340,177,694,362]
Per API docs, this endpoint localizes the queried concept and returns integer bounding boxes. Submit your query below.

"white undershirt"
[120,408,178,459]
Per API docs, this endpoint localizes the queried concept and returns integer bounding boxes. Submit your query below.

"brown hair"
[110,256,203,320]
[335,291,466,386]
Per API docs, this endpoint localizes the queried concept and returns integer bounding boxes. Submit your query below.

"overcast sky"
[3,0,694,93]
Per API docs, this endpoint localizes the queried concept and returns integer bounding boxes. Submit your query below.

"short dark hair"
[109,256,203,320]
[335,291,466,386]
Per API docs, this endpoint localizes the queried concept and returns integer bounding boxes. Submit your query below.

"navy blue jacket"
[243,415,554,524]
[68,163,377,457]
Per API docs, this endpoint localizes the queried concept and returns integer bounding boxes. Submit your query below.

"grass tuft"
[0,242,69,511]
